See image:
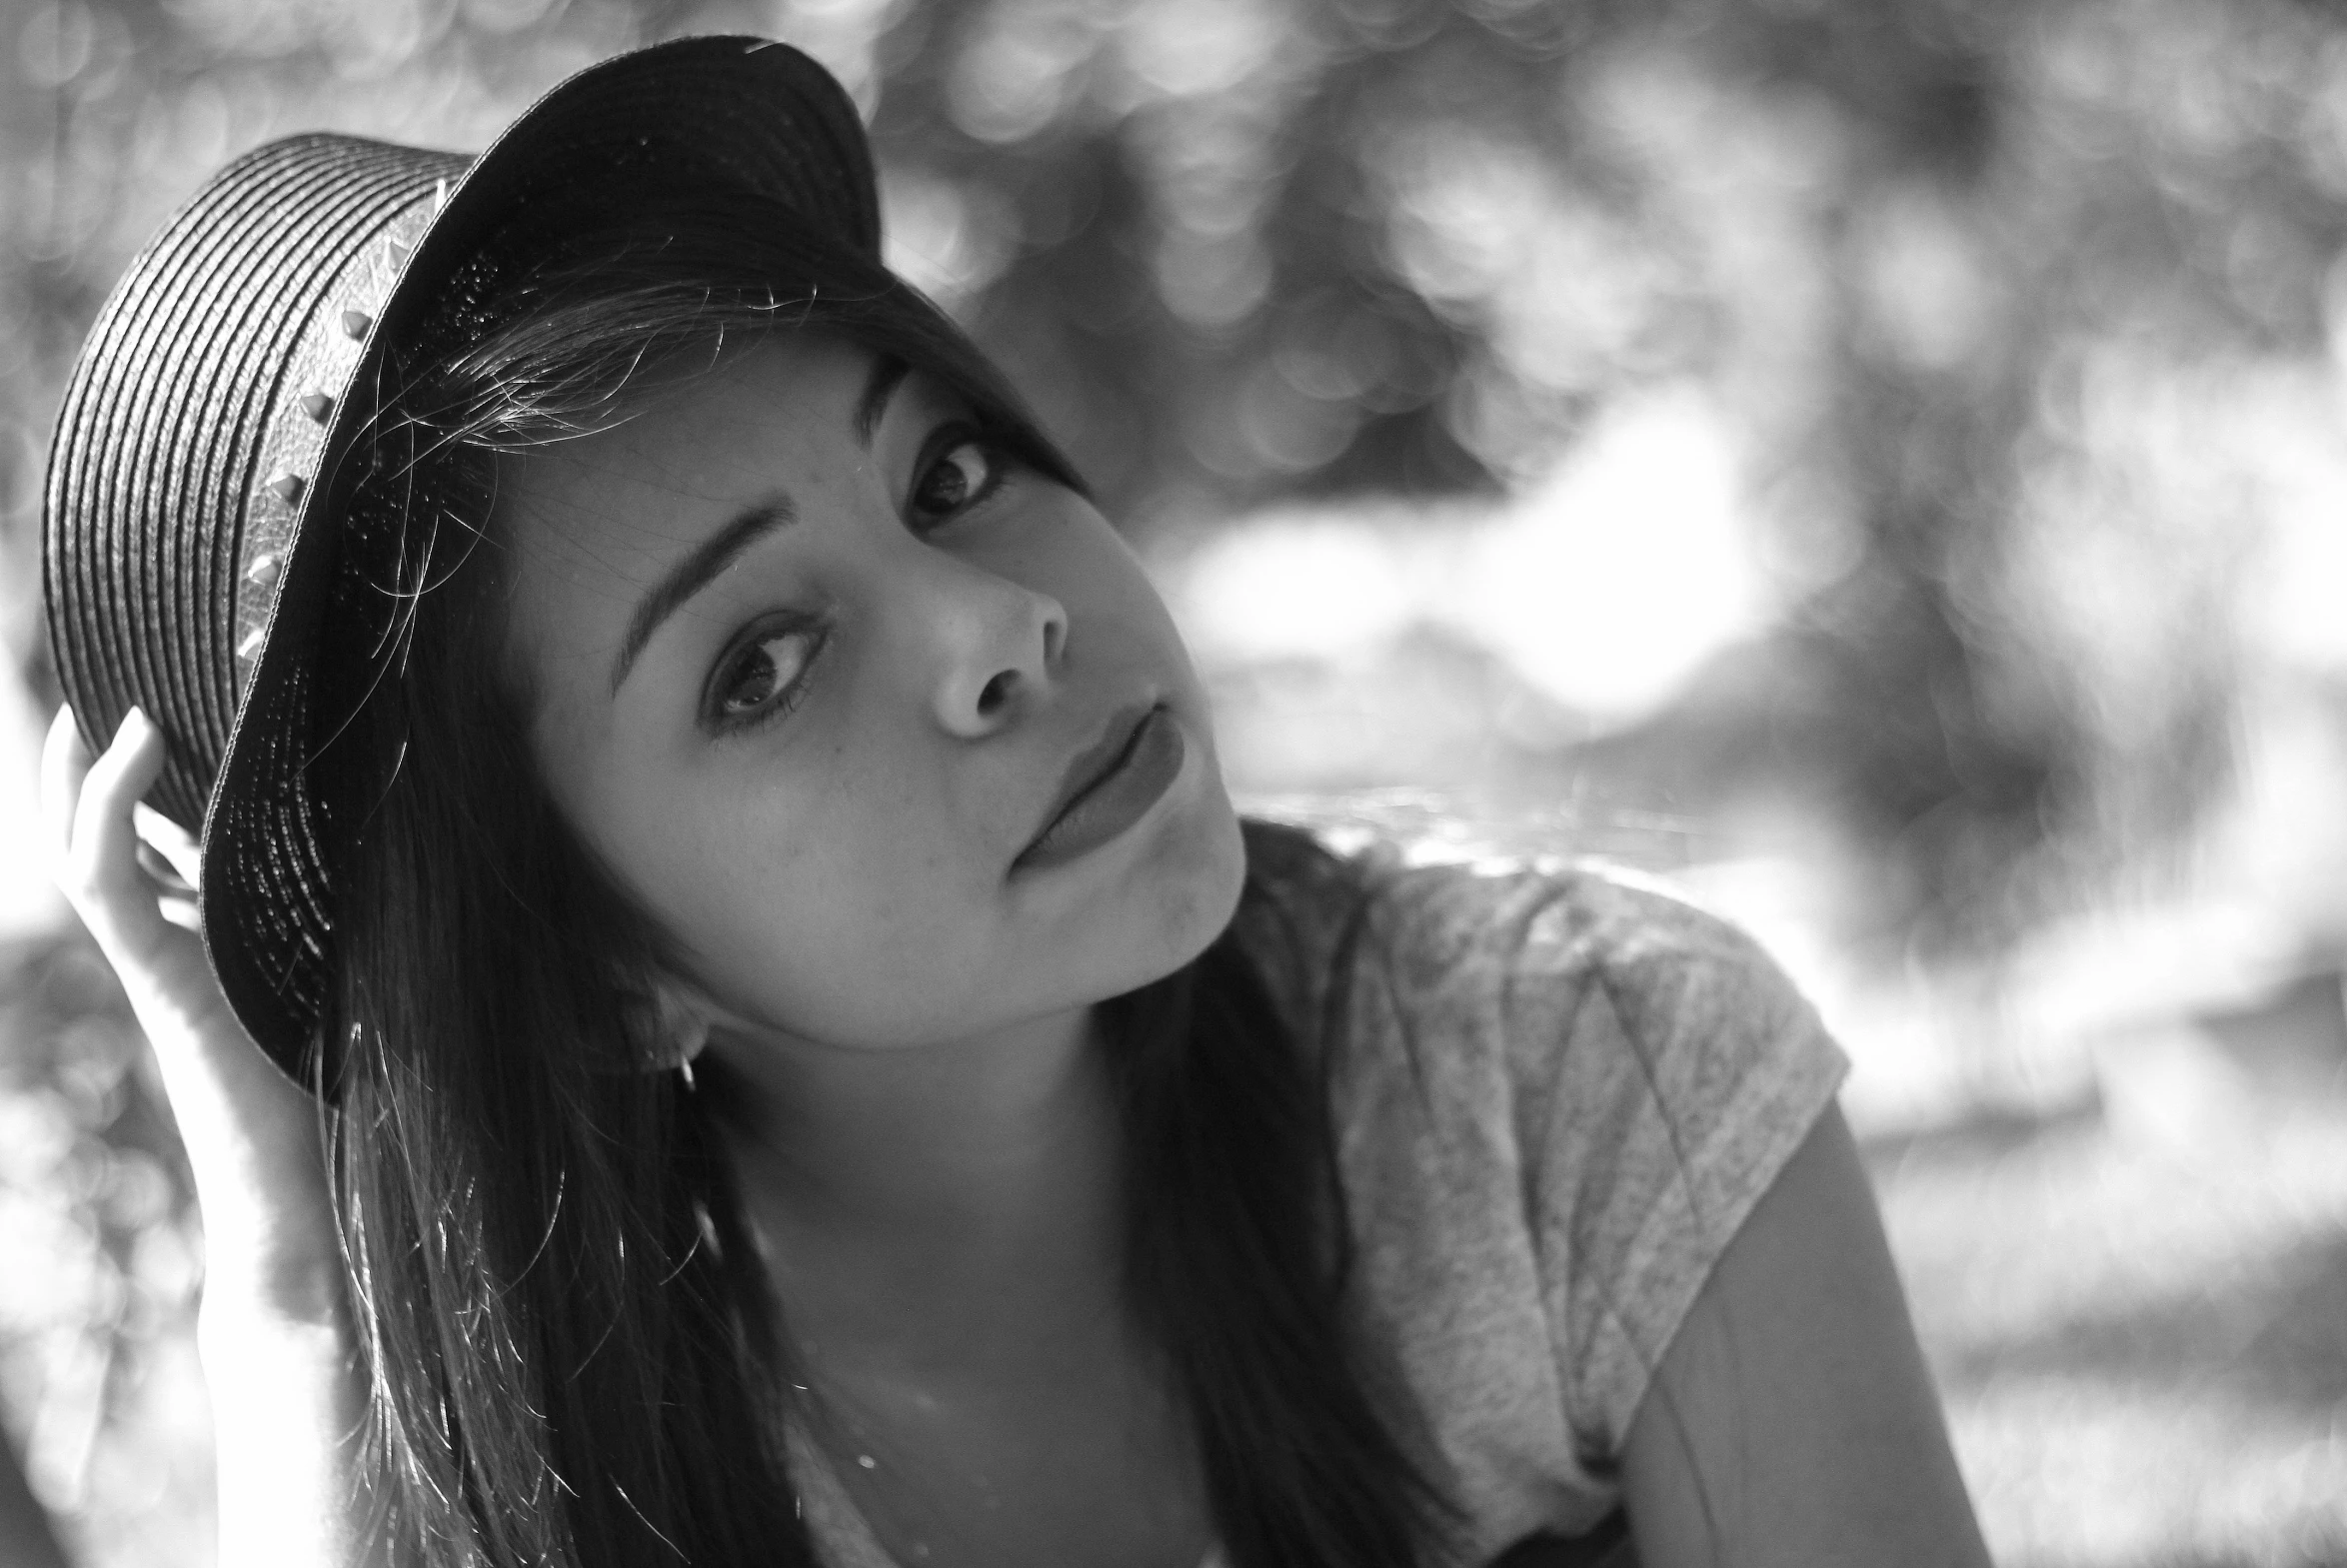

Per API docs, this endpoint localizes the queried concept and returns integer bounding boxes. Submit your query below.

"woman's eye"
[715,628,820,722]
[910,437,1004,529]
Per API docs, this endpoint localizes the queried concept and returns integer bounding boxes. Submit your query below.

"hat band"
[234,181,450,696]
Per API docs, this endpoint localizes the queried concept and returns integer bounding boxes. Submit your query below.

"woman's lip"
[1014,706,1183,872]
[1022,702,1156,849]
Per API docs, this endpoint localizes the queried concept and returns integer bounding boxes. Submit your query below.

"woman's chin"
[1139,773,1249,973]
[1045,777,1245,1008]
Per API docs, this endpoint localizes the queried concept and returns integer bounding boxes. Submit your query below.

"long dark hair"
[315,185,1450,1567]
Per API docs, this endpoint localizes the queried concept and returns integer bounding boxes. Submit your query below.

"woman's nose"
[922,558,1069,737]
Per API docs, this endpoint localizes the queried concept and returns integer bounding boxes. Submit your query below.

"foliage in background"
[870,0,2347,958]
[3,0,2346,1562]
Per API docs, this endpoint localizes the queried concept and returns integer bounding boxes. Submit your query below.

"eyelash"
[907,425,1014,535]
[702,424,1020,734]
[705,618,827,733]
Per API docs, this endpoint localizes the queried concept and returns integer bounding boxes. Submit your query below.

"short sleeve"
[1232,822,1849,1549]
[1518,877,1847,1463]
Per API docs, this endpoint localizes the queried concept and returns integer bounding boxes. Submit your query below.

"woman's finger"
[134,801,203,890]
[132,839,202,931]
[61,708,171,953]
[39,705,92,853]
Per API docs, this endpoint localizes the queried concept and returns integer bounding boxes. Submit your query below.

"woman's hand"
[41,705,340,1322]
[43,706,387,1567]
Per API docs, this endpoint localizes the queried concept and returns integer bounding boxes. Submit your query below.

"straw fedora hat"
[42,36,881,1081]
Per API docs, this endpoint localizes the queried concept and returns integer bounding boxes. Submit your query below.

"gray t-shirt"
[794,820,1847,1566]
[1233,820,1847,1559]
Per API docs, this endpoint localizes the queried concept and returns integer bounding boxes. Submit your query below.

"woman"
[39,35,1990,1568]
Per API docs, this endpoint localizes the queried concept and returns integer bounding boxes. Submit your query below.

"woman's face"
[498,331,1245,1051]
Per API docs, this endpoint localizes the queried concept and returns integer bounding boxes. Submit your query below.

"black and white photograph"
[1,1,2343,1564]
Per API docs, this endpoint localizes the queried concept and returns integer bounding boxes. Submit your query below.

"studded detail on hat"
[341,310,372,339]
[264,472,306,505]
[236,626,266,662]
[245,553,280,585]
[299,392,333,423]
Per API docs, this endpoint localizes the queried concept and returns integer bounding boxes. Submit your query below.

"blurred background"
[4,0,2347,1562]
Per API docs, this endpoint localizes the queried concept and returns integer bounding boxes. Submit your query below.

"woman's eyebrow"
[610,496,798,695]
[855,356,912,447]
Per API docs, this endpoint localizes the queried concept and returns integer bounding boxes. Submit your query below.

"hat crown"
[45,136,464,828]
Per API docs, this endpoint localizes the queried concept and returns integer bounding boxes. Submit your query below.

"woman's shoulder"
[1232,813,1812,1064]
[1233,811,1851,1319]
[1234,816,1851,1530]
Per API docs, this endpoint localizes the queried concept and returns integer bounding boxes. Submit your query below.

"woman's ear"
[655,976,714,1067]
[622,972,713,1072]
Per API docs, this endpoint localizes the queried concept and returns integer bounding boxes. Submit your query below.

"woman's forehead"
[498,334,882,543]
[492,332,952,661]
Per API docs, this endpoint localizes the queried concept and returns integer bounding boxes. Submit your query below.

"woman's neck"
[713,1006,1214,1568]
[712,1005,1127,1349]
